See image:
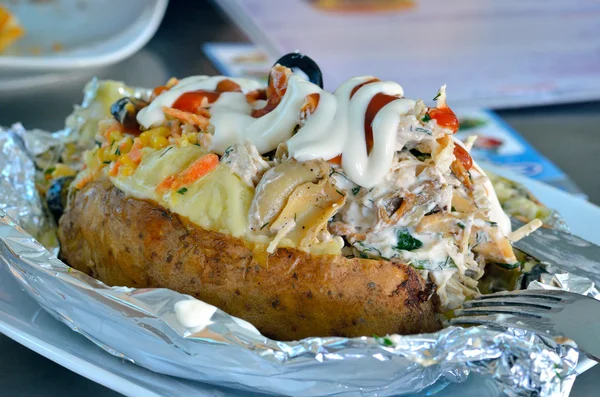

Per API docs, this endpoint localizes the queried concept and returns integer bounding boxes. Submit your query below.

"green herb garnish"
[433,89,442,101]
[335,189,345,196]
[159,146,173,157]
[223,145,234,157]
[422,113,431,123]
[373,335,394,346]
[457,222,465,230]
[177,187,188,195]
[103,161,111,164]
[396,230,423,251]
[44,167,55,175]
[487,221,498,227]
[351,186,361,196]
[260,222,269,230]
[115,146,121,156]
[415,127,432,135]
[95,140,102,148]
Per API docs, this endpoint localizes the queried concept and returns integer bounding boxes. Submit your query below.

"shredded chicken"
[221,141,270,187]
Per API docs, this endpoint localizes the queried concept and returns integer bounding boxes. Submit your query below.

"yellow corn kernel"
[153,126,171,137]
[121,166,135,177]
[150,134,169,150]
[108,129,123,143]
[119,154,137,169]
[119,137,133,153]
[107,143,121,162]
[51,163,76,179]
[139,131,152,147]
[96,147,109,164]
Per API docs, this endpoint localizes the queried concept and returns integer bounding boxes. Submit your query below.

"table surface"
[1,1,599,396]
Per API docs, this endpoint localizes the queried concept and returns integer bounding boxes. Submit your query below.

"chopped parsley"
[457,221,465,230]
[421,113,431,123]
[193,143,201,147]
[44,167,55,176]
[351,186,361,196]
[433,89,442,101]
[451,206,457,212]
[260,222,269,230]
[335,188,345,196]
[222,145,234,158]
[159,146,173,157]
[176,187,188,195]
[486,221,498,227]
[328,169,349,180]
[95,140,102,148]
[103,160,111,164]
[115,146,121,156]
[415,127,432,135]
[373,335,394,346]
[356,242,388,260]
[410,257,457,270]
[396,230,423,251]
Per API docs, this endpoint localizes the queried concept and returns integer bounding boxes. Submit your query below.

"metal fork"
[450,289,600,361]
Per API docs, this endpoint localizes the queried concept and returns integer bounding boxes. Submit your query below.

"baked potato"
[59,179,440,340]
[54,58,529,341]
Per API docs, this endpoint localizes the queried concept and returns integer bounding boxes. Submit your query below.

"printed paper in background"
[214,0,600,109]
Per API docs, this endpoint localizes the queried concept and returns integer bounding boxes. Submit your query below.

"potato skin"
[58,179,442,340]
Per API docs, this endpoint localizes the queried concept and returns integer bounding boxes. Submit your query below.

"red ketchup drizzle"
[171,79,242,113]
[364,93,399,153]
[251,66,289,118]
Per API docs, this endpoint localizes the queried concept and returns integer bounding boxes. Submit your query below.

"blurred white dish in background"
[0,0,168,70]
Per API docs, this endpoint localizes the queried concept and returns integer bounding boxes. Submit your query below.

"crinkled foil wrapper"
[1,122,598,397]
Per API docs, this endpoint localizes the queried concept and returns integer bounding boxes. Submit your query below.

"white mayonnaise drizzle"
[136,70,509,219]
[137,76,263,128]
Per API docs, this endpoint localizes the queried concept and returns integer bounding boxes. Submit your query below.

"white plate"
[0,0,168,71]
[0,170,598,396]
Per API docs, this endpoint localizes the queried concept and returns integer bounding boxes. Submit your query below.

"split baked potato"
[53,59,531,341]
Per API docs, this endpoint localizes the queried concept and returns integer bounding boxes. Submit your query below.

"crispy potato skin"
[58,180,442,340]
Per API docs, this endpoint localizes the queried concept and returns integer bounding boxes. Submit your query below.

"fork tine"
[474,290,564,302]
[450,314,553,337]
[455,306,546,319]
[463,297,558,310]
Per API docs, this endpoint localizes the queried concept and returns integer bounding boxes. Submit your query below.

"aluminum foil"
[0,122,597,396]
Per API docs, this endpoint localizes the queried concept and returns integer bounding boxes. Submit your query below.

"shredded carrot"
[156,153,219,193]
[156,175,177,193]
[75,175,93,189]
[163,106,209,130]
[109,161,120,177]
[126,138,144,163]
[128,148,143,163]
[101,120,124,144]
